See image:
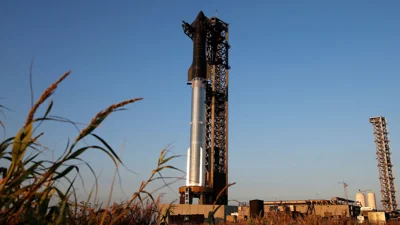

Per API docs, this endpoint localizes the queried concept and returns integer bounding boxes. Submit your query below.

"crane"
[359,189,371,195]
[339,181,349,204]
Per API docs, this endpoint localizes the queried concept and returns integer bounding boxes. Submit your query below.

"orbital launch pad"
[178,11,231,205]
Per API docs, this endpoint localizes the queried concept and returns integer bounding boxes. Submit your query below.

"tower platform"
[178,186,213,204]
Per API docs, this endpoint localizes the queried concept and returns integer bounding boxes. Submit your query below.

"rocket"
[184,11,209,187]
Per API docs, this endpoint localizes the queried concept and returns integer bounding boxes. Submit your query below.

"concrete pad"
[158,204,238,222]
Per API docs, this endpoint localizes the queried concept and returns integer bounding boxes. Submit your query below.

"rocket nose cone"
[197,11,205,18]
[194,11,207,22]
[191,11,208,28]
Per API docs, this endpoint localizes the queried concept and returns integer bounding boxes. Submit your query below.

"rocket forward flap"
[187,64,211,83]
[188,65,192,82]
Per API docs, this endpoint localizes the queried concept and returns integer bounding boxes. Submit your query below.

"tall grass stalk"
[0,70,182,225]
[99,138,126,225]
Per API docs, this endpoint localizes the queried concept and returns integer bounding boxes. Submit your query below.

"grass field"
[1,70,398,225]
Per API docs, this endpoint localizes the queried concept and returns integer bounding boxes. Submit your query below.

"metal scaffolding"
[369,116,397,211]
[205,16,230,205]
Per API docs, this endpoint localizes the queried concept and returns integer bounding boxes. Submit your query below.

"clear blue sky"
[1,0,399,208]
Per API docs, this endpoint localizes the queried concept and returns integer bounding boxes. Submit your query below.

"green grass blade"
[51,165,78,180]
[140,190,156,205]
[43,100,53,118]
[32,100,54,135]
[67,146,118,167]
[55,194,70,225]
[91,133,123,164]
[23,152,41,165]
[155,165,185,174]
[159,155,181,166]
[0,120,5,136]
[1,156,11,161]
[7,161,43,190]
[9,122,34,177]
[0,137,14,154]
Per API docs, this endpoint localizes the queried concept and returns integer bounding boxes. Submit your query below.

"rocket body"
[187,78,206,186]
[185,11,208,187]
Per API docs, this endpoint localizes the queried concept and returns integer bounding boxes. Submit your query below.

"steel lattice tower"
[205,16,230,205]
[179,12,230,205]
[369,116,397,211]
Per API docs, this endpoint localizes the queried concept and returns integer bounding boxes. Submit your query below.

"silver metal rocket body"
[184,11,208,188]
[186,77,206,187]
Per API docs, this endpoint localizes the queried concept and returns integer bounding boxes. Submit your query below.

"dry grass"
[0,70,180,225]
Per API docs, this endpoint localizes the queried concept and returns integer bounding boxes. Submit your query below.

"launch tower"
[369,116,397,211]
[178,11,230,205]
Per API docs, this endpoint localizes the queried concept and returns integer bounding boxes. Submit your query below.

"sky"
[1,0,400,209]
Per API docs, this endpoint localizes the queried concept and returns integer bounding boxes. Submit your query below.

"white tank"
[356,192,366,207]
[367,192,377,210]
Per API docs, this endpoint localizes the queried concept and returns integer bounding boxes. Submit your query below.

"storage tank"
[356,192,367,207]
[367,192,377,210]
[249,199,264,218]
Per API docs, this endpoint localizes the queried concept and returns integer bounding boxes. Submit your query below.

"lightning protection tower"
[179,11,230,205]
[369,116,397,211]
